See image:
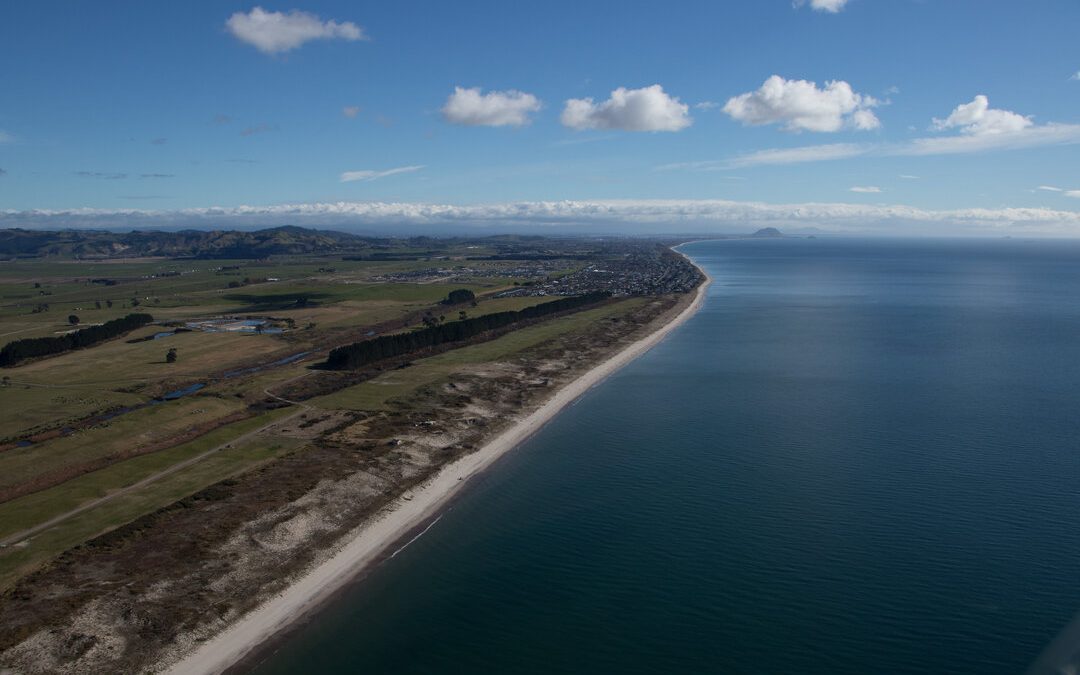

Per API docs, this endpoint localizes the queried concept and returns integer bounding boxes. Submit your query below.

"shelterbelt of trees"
[325,292,610,370]
[0,313,153,367]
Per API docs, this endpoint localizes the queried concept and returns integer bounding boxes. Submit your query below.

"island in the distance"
[0,227,708,673]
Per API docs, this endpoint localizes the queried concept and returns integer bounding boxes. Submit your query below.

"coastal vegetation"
[0,227,704,672]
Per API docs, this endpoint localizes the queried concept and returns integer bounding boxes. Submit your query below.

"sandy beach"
[164,258,711,675]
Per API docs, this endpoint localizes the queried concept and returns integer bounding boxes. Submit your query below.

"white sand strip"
[165,261,711,675]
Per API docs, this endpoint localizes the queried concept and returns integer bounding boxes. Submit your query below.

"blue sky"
[1,0,1078,234]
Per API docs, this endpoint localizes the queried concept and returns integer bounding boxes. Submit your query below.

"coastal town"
[366,242,703,297]
[496,247,702,297]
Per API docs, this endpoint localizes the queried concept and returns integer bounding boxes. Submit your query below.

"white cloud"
[694,101,720,110]
[0,131,13,144]
[1071,71,1080,81]
[795,0,851,12]
[722,75,880,132]
[340,165,424,182]
[850,186,882,193]
[660,143,869,170]
[6,199,1080,236]
[1035,186,1080,198]
[932,95,1032,135]
[226,7,366,54]
[441,87,541,127]
[561,85,691,132]
[666,122,1080,170]
[342,106,361,118]
[898,123,1080,155]
[899,174,920,179]
[850,109,881,130]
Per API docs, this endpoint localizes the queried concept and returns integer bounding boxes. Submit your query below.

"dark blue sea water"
[253,238,1080,674]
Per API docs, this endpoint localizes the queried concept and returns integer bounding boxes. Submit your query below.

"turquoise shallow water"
[253,238,1080,674]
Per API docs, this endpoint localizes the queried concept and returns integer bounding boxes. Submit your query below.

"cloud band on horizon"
[5,198,1080,236]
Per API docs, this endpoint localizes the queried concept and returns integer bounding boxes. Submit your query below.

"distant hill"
[751,227,784,238]
[0,226,385,259]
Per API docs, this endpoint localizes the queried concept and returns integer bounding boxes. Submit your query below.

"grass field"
[0,409,300,588]
[0,250,591,589]
[0,330,284,439]
[0,395,246,495]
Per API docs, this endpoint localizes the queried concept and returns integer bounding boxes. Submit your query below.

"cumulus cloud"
[340,165,424,182]
[226,7,366,54]
[932,95,1032,135]
[441,87,541,127]
[342,106,361,118]
[6,199,1080,236]
[850,186,882,193]
[723,76,880,132]
[1066,191,1080,198]
[795,0,851,12]
[561,85,691,132]
[1071,71,1080,81]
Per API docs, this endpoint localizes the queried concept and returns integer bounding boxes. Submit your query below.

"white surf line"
[163,255,711,675]
[389,514,443,559]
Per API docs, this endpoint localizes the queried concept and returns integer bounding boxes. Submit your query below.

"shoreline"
[164,251,711,675]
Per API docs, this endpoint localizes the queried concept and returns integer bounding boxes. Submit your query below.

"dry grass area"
[0,292,690,674]
[8,329,284,386]
[0,331,284,441]
[0,408,300,591]
[0,395,248,502]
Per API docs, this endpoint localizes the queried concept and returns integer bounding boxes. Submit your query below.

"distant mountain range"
[0,226,387,259]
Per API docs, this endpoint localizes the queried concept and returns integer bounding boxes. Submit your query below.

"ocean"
[252,238,1080,674]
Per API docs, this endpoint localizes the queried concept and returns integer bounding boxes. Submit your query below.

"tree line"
[0,313,154,367]
[325,292,609,370]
